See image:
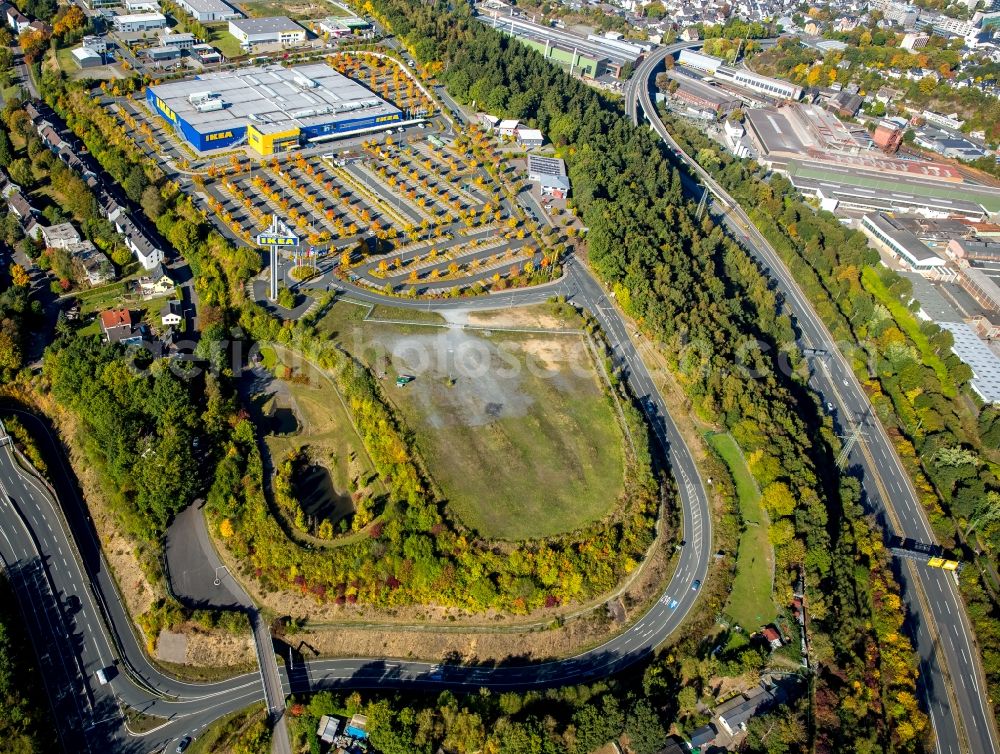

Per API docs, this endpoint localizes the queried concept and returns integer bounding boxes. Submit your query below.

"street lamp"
[213,565,229,586]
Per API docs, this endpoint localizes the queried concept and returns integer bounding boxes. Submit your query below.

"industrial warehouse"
[146,63,402,155]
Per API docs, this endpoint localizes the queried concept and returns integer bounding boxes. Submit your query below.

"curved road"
[0,251,712,752]
[628,43,1000,754]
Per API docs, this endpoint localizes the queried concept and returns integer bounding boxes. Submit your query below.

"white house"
[477,113,500,131]
[114,214,162,270]
[160,299,183,327]
[41,222,81,249]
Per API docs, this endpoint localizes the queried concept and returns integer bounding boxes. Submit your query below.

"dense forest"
[666,113,1000,721]
[42,337,207,541]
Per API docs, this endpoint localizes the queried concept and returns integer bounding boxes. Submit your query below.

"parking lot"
[104,53,566,300]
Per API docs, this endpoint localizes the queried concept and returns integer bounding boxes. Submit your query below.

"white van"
[95,668,109,685]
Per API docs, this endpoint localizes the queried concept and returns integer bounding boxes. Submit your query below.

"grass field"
[210,29,245,59]
[709,432,778,630]
[318,300,626,540]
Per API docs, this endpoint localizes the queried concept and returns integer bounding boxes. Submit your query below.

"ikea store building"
[146,63,402,155]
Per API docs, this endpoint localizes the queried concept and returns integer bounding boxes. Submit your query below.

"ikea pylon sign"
[256,233,300,246]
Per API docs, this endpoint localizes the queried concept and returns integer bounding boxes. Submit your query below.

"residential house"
[0,171,20,199]
[100,309,146,345]
[6,7,30,33]
[99,191,124,223]
[137,263,175,297]
[828,89,863,118]
[68,241,114,285]
[23,101,41,123]
[7,190,41,238]
[114,213,162,269]
[41,222,81,249]
[716,687,779,736]
[761,626,783,649]
[160,299,182,327]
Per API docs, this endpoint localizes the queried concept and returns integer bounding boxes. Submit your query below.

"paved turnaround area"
[627,42,1000,754]
[0,253,713,753]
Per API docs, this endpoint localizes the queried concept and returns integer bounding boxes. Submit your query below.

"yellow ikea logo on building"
[205,130,234,142]
[155,98,177,123]
[375,114,400,123]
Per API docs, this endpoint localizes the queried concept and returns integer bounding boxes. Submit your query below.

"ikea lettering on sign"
[156,98,177,123]
[256,234,300,247]
[205,130,234,142]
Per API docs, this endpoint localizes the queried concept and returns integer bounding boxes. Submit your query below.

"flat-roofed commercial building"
[146,63,401,154]
[939,321,1000,402]
[527,154,570,197]
[714,67,803,100]
[678,49,723,74]
[861,212,949,272]
[158,31,195,49]
[113,12,167,32]
[948,238,1000,261]
[958,265,1000,314]
[792,176,988,221]
[229,16,307,48]
[147,45,181,62]
[174,0,241,22]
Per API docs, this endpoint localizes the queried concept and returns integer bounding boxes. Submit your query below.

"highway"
[0,244,715,752]
[627,42,1000,754]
